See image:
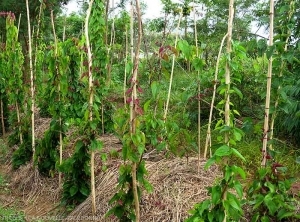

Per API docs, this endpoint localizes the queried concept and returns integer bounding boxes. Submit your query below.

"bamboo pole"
[130,1,134,66]
[0,99,5,136]
[203,33,228,159]
[16,13,23,144]
[223,1,234,221]
[25,0,35,160]
[34,2,43,72]
[107,0,115,86]
[224,0,234,145]
[193,2,201,172]
[50,10,63,188]
[261,0,274,167]
[130,0,143,220]
[124,28,128,106]
[163,11,183,121]
[85,0,96,215]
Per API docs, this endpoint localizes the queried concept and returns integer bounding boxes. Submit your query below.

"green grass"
[0,207,25,222]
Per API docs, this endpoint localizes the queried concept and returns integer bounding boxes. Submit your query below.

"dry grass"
[66,157,220,222]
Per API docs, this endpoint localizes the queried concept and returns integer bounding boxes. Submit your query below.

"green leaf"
[234,181,243,198]
[80,185,90,196]
[151,81,159,98]
[144,99,151,112]
[138,145,145,155]
[266,45,275,59]
[233,166,246,179]
[253,194,264,210]
[261,216,270,222]
[204,157,216,170]
[212,185,221,205]
[90,139,103,151]
[265,181,275,193]
[70,185,78,196]
[233,129,242,141]
[231,148,246,161]
[214,145,231,157]
[192,57,204,71]
[278,210,296,220]
[264,193,277,215]
[227,193,241,211]
[143,178,153,193]
[232,86,243,99]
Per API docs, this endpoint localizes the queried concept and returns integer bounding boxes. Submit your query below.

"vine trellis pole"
[84,0,96,215]
[163,10,183,121]
[261,0,274,167]
[193,1,201,172]
[50,10,63,188]
[203,33,228,159]
[25,0,35,162]
[16,13,23,144]
[129,0,143,220]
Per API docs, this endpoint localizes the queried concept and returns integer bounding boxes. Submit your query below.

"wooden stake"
[85,0,96,215]
[50,10,63,188]
[25,0,35,161]
[0,99,5,136]
[16,13,23,144]
[204,33,228,159]
[261,0,274,167]
[163,10,183,121]
[124,28,128,106]
[130,0,143,220]
[224,0,234,145]
[193,2,201,172]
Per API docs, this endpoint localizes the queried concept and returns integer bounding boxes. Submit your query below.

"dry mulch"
[66,157,220,222]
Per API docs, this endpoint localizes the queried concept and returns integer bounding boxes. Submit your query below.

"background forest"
[0,0,300,221]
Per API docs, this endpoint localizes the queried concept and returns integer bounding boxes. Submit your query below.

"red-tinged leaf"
[134,98,140,105]
[159,46,164,54]
[126,87,133,95]
[126,97,132,104]
[137,87,143,93]
[136,106,144,115]
[272,163,283,168]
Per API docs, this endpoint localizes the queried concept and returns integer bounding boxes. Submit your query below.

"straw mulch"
[66,157,220,222]
[8,163,61,216]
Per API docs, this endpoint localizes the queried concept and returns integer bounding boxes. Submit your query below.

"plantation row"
[1,0,300,221]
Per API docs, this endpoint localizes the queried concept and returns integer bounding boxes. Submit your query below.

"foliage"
[55,13,84,40]
[186,35,247,221]
[107,160,152,221]
[56,0,108,208]
[58,138,92,206]
[11,129,32,169]
[0,0,70,43]
[247,159,300,221]
[36,120,61,176]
